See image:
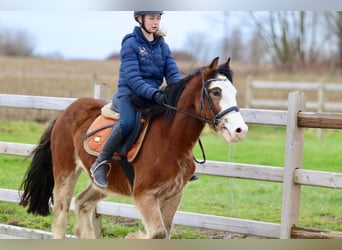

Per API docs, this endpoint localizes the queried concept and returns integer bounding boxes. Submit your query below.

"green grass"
[0,120,342,238]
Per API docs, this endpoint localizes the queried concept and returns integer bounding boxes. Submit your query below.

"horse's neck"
[166,97,205,155]
[153,117,202,162]
[154,79,206,156]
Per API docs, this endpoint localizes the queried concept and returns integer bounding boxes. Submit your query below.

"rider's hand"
[153,91,166,105]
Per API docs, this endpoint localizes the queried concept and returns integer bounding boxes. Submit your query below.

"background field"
[2,56,342,121]
[1,56,342,238]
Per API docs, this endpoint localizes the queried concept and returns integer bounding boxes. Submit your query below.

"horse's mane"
[130,71,199,121]
[130,60,233,121]
[217,62,233,83]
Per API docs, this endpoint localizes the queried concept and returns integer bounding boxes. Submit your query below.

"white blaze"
[209,75,248,143]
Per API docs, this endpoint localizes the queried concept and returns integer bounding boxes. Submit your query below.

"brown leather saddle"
[84,103,149,163]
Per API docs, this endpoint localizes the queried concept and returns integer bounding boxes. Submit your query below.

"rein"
[163,74,240,164]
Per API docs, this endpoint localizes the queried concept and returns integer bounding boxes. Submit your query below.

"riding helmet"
[134,11,164,22]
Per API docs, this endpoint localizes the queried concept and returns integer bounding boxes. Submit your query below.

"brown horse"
[19,57,248,239]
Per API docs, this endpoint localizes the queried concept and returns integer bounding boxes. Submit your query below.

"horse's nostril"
[235,127,242,133]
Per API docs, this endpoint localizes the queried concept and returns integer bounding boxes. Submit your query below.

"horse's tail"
[19,117,57,216]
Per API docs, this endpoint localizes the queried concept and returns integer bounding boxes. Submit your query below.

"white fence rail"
[1,88,342,239]
[246,80,342,112]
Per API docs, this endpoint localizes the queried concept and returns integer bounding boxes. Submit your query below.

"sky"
[0,11,242,60]
[0,0,340,61]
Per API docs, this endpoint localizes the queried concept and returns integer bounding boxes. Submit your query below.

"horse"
[19,57,248,239]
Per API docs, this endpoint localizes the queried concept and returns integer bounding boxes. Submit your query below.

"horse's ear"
[201,57,219,78]
[226,57,231,66]
[210,57,220,69]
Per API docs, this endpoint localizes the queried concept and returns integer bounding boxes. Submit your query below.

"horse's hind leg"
[74,183,107,239]
[52,166,82,239]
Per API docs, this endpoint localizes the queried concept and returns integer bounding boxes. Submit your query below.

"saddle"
[84,103,149,163]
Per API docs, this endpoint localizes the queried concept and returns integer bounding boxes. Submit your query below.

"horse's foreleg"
[160,192,183,238]
[74,184,107,239]
[128,194,167,239]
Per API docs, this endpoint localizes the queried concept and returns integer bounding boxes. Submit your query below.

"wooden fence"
[245,80,342,112]
[1,87,342,239]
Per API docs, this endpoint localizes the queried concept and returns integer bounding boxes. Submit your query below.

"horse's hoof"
[125,231,146,239]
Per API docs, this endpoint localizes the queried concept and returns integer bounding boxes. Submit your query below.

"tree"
[183,31,210,63]
[220,28,246,63]
[0,28,35,57]
[213,12,248,63]
[250,11,323,71]
[325,11,342,67]
[247,30,266,66]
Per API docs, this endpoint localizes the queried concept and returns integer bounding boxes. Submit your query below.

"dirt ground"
[106,216,266,239]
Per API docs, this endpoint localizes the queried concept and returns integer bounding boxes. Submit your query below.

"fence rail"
[245,80,342,112]
[1,88,342,239]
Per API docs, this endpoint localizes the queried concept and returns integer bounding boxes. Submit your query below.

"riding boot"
[90,123,124,188]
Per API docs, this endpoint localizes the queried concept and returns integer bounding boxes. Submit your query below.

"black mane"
[130,71,199,121]
[217,62,233,83]
[130,59,233,121]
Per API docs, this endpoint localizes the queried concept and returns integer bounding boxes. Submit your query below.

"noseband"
[163,75,240,126]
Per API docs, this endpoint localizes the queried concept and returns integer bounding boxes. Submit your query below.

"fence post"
[93,83,109,100]
[316,82,325,139]
[280,91,306,239]
[245,75,252,108]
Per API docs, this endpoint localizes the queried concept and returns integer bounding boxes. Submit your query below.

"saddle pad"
[84,115,149,162]
[101,103,120,119]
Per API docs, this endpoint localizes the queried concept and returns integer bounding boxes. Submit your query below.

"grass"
[1,56,342,238]
[0,120,342,238]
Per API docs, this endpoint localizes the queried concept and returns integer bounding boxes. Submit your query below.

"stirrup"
[90,160,112,188]
[90,160,112,178]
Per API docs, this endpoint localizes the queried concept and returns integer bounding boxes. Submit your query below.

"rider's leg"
[90,123,124,188]
[90,95,136,188]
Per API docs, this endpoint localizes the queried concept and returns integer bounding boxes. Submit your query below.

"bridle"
[163,73,240,164]
[200,77,240,126]
[163,73,240,127]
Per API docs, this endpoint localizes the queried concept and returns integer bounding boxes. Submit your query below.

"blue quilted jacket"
[116,26,182,100]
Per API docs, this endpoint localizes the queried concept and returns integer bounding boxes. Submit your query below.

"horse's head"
[199,57,248,143]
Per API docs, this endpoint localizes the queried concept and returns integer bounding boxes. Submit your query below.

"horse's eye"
[211,90,221,98]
